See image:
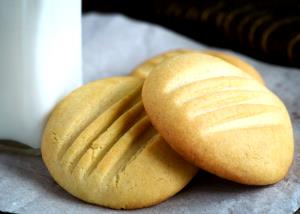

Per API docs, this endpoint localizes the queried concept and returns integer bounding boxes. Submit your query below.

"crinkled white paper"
[1,13,300,214]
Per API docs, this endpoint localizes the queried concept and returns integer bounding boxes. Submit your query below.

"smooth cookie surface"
[42,77,198,209]
[142,53,294,185]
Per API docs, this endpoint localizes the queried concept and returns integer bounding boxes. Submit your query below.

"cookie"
[142,53,294,185]
[42,77,198,209]
[131,49,193,79]
[132,49,264,83]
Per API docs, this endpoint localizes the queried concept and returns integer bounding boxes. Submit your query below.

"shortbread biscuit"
[42,77,197,209]
[142,53,294,185]
[132,50,263,83]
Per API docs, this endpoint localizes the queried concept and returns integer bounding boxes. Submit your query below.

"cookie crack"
[83,101,145,177]
[62,87,141,172]
[98,116,156,187]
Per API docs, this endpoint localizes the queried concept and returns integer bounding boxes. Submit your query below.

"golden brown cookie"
[142,53,294,185]
[131,49,264,84]
[42,77,198,209]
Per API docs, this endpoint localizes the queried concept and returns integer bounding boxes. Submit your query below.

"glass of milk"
[0,0,82,150]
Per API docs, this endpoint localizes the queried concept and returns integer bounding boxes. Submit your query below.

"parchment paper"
[1,13,300,214]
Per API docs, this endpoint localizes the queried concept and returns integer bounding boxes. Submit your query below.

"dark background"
[82,0,300,68]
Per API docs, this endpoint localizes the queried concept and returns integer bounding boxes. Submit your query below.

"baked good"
[132,49,264,83]
[142,53,294,185]
[42,77,198,209]
[131,49,193,79]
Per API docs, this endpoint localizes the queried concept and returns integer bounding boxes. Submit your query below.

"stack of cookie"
[41,50,294,210]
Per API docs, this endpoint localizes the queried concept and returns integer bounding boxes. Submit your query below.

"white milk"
[0,0,82,148]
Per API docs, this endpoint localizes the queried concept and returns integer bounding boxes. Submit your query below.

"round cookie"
[142,53,294,185]
[131,49,264,84]
[42,77,198,209]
